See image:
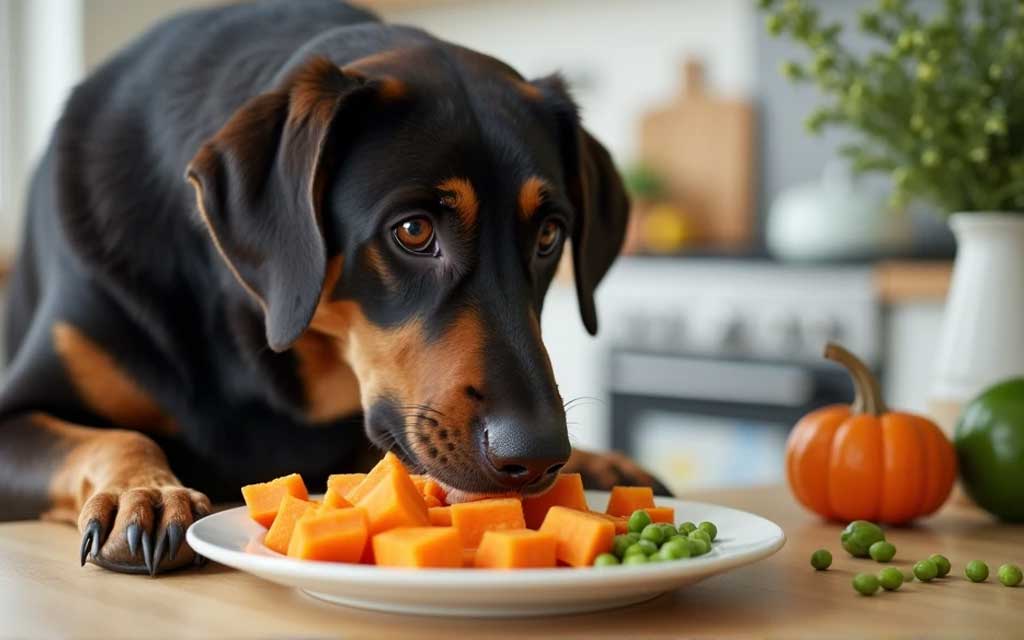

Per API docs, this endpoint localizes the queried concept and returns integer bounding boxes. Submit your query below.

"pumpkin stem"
[824,342,887,416]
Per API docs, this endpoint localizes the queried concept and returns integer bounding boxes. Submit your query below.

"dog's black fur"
[0,0,645,575]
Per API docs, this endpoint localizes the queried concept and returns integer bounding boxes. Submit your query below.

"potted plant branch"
[759,0,1024,433]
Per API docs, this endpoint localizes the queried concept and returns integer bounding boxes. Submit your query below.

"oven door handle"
[610,353,816,407]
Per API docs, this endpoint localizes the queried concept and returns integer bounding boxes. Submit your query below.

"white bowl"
[186,491,785,617]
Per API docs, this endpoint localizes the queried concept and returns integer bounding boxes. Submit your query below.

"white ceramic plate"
[186,491,785,617]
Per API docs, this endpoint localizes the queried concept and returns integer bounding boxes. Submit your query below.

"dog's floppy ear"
[186,57,371,351]
[533,75,630,335]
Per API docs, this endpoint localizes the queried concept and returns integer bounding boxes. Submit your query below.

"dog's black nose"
[483,415,571,489]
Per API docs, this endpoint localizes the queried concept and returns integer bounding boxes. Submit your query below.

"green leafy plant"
[759,0,1024,213]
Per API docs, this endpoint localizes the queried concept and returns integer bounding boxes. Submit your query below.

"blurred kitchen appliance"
[638,59,755,249]
[600,258,880,494]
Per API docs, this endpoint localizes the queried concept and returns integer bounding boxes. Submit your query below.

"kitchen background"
[0,0,967,494]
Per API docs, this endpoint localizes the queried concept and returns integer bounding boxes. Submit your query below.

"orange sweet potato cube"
[286,507,368,563]
[241,473,309,528]
[462,547,477,568]
[450,498,525,548]
[322,486,353,510]
[411,475,448,504]
[644,507,675,524]
[263,495,317,554]
[474,529,557,569]
[355,467,429,535]
[429,506,452,526]
[372,527,462,568]
[539,506,615,567]
[521,473,587,529]
[346,452,406,504]
[605,486,656,517]
[326,473,366,500]
[591,511,629,534]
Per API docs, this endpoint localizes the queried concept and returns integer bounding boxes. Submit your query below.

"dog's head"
[186,45,628,499]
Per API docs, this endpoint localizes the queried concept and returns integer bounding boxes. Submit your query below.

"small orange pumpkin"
[786,343,956,524]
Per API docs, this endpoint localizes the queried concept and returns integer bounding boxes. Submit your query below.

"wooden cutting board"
[638,59,756,248]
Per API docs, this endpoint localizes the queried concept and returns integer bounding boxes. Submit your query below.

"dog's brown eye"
[537,220,562,257]
[394,217,436,255]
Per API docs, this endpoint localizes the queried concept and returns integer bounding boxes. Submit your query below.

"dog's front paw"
[79,484,211,576]
[563,449,672,496]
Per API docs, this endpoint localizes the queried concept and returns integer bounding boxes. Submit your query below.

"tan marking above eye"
[518,176,548,221]
[51,323,176,435]
[438,177,479,229]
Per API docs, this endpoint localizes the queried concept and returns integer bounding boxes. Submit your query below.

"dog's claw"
[126,523,141,558]
[141,530,155,576]
[166,524,184,562]
[80,519,102,566]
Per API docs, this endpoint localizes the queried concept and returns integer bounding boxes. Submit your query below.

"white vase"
[929,213,1024,435]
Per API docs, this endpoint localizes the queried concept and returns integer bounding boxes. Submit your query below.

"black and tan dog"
[0,0,664,575]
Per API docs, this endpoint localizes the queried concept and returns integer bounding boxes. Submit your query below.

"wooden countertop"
[2,485,1020,639]
[874,260,952,304]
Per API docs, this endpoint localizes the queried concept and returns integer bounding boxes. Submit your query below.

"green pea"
[965,560,989,583]
[913,559,938,582]
[878,567,904,591]
[622,553,649,565]
[852,573,880,596]
[661,537,691,560]
[810,549,832,571]
[625,532,641,544]
[623,543,647,558]
[678,521,697,535]
[928,554,951,577]
[698,521,718,541]
[666,534,686,546]
[688,529,712,546]
[593,553,619,567]
[649,549,673,563]
[640,523,665,545]
[638,539,659,555]
[868,541,896,563]
[688,537,710,556]
[628,509,652,534]
[658,523,677,540]
[612,534,634,558]
[841,521,885,558]
[998,563,1022,587]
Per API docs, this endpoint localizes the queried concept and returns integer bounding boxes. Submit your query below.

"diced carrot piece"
[644,507,675,524]
[326,473,366,500]
[591,511,629,534]
[450,498,525,548]
[475,529,557,569]
[372,527,462,568]
[355,467,429,534]
[429,506,452,526]
[346,452,406,504]
[539,506,614,567]
[521,473,587,529]
[263,495,317,554]
[286,507,368,562]
[462,547,477,568]
[241,473,309,528]
[424,494,443,508]
[605,486,656,517]
[322,487,353,509]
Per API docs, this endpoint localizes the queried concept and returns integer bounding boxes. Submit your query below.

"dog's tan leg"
[0,412,210,575]
[563,448,672,496]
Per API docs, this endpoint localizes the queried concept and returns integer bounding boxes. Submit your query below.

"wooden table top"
[2,485,1020,639]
